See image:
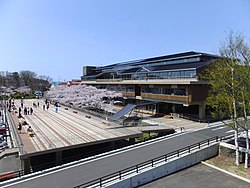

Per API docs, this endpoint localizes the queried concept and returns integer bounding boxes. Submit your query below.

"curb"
[201,161,250,184]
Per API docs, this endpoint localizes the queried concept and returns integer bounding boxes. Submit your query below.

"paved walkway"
[13,99,141,154]
[10,100,208,154]
[113,105,208,132]
[150,116,207,131]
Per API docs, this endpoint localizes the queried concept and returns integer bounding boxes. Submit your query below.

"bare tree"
[39,75,53,83]
[19,70,37,89]
[11,72,21,87]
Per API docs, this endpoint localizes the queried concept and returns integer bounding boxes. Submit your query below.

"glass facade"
[95,69,196,80]
[113,57,200,71]
[142,87,187,96]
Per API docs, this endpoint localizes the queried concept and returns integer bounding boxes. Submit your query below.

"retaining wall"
[108,143,219,188]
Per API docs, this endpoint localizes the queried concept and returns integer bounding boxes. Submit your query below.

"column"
[23,158,31,175]
[110,141,116,150]
[55,151,62,166]
[172,104,176,113]
[199,102,205,120]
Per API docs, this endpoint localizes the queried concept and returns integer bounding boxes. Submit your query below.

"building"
[58,79,81,86]
[81,51,220,120]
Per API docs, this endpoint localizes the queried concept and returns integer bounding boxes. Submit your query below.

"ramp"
[111,104,137,120]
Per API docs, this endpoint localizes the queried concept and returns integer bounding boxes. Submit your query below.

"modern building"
[81,51,220,120]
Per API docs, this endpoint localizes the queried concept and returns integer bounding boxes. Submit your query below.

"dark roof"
[139,51,199,63]
[118,60,214,75]
[152,60,213,72]
[100,51,219,69]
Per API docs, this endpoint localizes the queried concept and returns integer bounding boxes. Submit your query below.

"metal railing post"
[165,154,168,162]
[119,171,122,180]
[99,178,102,187]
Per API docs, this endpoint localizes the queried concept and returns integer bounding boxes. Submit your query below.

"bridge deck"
[13,99,142,154]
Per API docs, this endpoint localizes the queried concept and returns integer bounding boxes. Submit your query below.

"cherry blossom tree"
[45,85,122,112]
[14,86,32,94]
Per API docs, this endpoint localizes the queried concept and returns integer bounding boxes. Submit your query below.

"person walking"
[24,107,27,115]
[30,107,33,115]
[55,102,59,113]
[17,122,22,134]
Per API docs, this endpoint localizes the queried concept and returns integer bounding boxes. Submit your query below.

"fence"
[73,136,223,188]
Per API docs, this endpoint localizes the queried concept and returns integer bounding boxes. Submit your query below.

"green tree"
[206,32,250,167]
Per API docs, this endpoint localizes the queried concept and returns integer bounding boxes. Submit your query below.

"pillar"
[199,102,205,120]
[23,158,31,175]
[129,138,135,144]
[172,104,176,113]
[55,151,62,166]
[110,141,116,150]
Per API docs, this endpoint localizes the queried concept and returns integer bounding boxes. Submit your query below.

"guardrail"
[6,110,24,154]
[0,135,234,185]
[73,136,225,188]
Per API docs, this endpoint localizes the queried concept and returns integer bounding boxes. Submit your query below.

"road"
[139,163,250,188]
[1,123,241,188]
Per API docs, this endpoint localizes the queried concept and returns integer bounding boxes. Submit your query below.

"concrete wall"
[108,143,219,188]
[0,155,21,173]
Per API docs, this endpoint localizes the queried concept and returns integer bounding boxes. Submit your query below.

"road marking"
[226,130,234,133]
[212,126,226,131]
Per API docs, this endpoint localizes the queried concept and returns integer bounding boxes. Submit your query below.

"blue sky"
[0,0,250,82]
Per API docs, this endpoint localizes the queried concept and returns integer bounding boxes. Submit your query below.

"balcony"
[141,93,192,103]
[121,92,135,97]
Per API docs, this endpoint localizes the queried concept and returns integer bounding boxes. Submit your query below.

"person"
[46,103,49,111]
[18,107,22,118]
[43,104,45,110]
[30,107,33,115]
[55,102,59,113]
[21,97,24,108]
[27,126,34,136]
[17,122,22,134]
[24,107,27,115]
[37,102,39,107]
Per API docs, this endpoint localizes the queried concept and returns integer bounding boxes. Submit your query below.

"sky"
[0,0,250,82]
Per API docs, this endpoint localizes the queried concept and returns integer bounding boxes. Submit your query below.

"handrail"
[6,111,24,154]
[1,135,234,185]
[73,136,222,188]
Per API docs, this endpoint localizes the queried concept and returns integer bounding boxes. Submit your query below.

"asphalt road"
[139,163,250,188]
[1,123,241,188]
